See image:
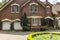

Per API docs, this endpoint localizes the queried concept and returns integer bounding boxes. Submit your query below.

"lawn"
[34,34,60,40]
[27,32,60,40]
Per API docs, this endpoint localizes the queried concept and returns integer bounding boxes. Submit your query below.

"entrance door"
[14,22,22,30]
[2,22,11,30]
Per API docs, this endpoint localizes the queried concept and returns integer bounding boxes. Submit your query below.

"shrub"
[23,25,31,31]
[10,22,14,30]
[56,26,60,30]
[40,26,48,31]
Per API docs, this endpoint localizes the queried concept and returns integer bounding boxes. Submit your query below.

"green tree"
[20,12,30,31]
[52,13,56,29]
[20,12,28,26]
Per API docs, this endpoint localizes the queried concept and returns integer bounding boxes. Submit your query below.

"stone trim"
[11,3,20,6]
[27,16,43,18]
[29,2,38,5]
[1,19,12,22]
[45,16,54,20]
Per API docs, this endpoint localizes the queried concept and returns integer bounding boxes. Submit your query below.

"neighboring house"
[52,2,60,27]
[0,0,53,30]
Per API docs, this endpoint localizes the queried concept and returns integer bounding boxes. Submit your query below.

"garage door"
[2,22,11,30]
[58,20,60,26]
[14,22,22,30]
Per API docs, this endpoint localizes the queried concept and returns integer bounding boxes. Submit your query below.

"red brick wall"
[0,0,52,20]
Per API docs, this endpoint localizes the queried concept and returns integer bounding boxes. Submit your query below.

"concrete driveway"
[0,31,31,40]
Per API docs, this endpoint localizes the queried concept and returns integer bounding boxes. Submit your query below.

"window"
[30,5,38,13]
[46,6,50,14]
[32,18,38,26]
[28,18,31,24]
[11,5,19,13]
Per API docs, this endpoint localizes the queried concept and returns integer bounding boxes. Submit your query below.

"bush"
[56,26,60,30]
[41,18,47,26]
[23,25,31,31]
[10,22,14,30]
[40,26,48,31]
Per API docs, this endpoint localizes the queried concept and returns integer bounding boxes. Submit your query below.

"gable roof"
[21,0,53,8]
[21,0,46,8]
[0,0,52,11]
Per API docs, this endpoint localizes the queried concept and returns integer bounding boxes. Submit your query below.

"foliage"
[20,12,29,31]
[56,26,60,30]
[0,20,2,30]
[20,12,29,26]
[52,13,56,28]
[0,3,2,8]
[41,18,47,26]
[40,26,48,31]
[10,22,14,30]
[22,25,31,31]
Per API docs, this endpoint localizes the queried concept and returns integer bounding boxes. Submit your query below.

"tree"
[52,13,56,29]
[20,12,28,26]
[2,0,9,5]
[20,12,30,31]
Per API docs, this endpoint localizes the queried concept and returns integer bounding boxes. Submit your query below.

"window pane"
[35,6,38,12]
[11,6,15,12]
[16,6,19,13]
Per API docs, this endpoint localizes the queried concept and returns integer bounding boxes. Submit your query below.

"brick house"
[52,2,60,27]
[0,0,54,30]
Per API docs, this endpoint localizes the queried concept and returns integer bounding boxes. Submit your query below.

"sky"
[0,0,60,4]
[40,0,60,4]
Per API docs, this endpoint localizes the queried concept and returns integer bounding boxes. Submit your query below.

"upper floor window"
[46,6,50,14]
[29,2,38,13]
[11,3,20,13]
[30,5,38,13]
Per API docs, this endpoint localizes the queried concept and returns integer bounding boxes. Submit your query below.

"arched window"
[11,3,20,13]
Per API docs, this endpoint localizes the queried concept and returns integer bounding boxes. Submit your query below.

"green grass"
[34,34,60,40]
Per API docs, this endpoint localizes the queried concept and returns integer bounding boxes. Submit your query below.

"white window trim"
[29,5,38,13]
[32,18,38,26]
[11,3,20,13]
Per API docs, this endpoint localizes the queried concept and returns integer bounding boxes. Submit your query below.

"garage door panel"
[14,22,22,30]
[2,22,11,30]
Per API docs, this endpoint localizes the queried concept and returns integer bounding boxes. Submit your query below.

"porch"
[28,16,54,31]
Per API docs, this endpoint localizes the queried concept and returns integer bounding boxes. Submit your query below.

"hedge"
[27,32,60,40]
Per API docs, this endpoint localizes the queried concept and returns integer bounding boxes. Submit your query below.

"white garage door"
[58,20,60,26]
[2,22,11,30]
[14,22,22,30]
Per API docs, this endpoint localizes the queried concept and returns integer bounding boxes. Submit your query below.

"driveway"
[0,31,32,40]
[0,30,60,40]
